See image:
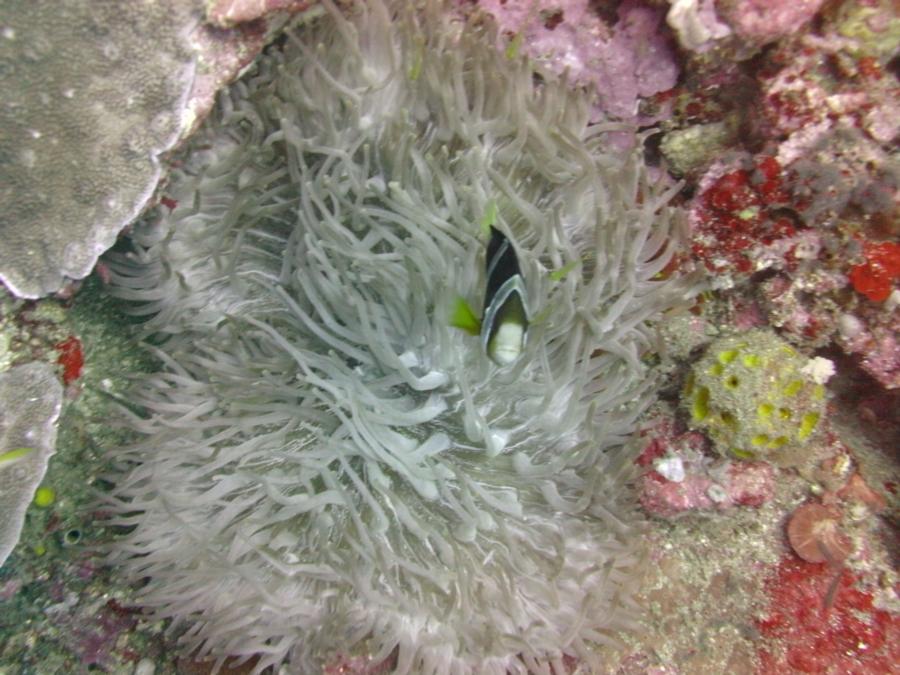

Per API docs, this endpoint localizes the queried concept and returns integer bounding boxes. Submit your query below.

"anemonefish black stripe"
[484,227,520,304]
[482,227,529,365]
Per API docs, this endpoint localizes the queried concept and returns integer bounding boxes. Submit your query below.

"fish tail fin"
[449,296,482,336]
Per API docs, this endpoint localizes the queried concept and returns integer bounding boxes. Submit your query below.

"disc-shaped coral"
[105,2,691,672]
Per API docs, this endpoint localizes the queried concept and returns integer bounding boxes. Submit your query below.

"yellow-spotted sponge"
[684,330,827,461]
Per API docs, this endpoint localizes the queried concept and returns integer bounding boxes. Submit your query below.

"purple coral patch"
[475,0,678,121]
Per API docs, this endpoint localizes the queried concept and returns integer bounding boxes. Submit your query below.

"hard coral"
[0,0,196,299]
[836,311,900,389]
[104,1,694,672]
[0,362,63,567]
[49,597,139,670]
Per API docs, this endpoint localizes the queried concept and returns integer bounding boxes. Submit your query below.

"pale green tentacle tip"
[505,33,523,60]
[480,200,498,237]
[0,447,35,467]
[549,260,579,282]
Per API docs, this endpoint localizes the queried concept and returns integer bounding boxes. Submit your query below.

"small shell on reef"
[787,502,854,564]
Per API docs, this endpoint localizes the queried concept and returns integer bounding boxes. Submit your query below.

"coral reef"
[668,0,899,389]
[0,0,896,672]
[0,362,63,566]
[102,1,693,672]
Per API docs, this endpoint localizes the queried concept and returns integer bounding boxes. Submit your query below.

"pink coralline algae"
[759,268,844,348]
[751,212,900,385]
[727,295,768,332]
[834,472,888,513]
[639,459,775,518]
[717,0,827,44]
[473,0,678,121]
[636,416,775,518]
[46,597,138,670]
[206,0,314,28]
[837,315,900,389]
[760,34,900,155]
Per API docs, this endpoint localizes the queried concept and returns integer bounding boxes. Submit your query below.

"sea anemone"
[104,1,692,672]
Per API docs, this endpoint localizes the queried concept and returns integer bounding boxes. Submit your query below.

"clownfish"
[450,226,529,366]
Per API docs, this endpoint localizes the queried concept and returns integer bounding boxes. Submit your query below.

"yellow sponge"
[684,330,827,460]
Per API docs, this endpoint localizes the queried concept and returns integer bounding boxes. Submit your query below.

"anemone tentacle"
[105,2,693,673]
